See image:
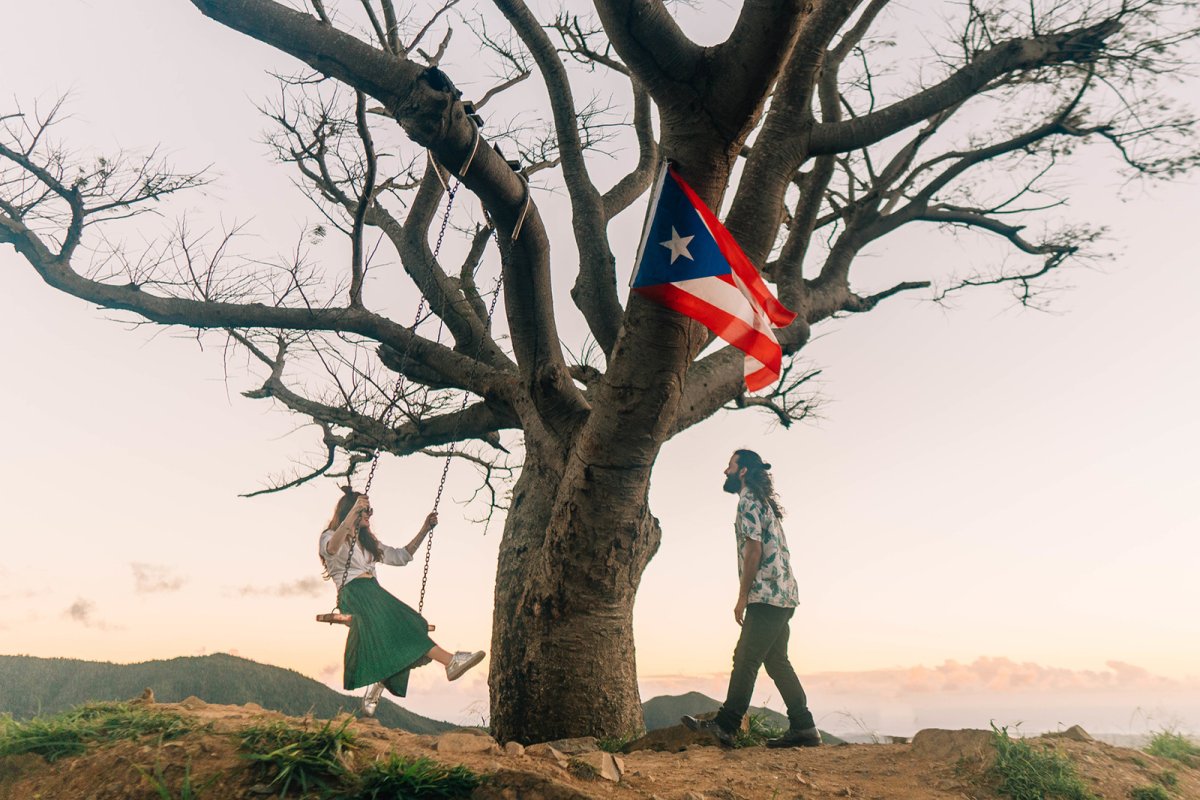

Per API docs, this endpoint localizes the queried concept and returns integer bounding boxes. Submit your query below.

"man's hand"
[734,596,748,626]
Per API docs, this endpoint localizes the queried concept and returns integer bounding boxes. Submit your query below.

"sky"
[1,1,1198,738]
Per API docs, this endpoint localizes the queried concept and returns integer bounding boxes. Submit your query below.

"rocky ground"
[1,698,1197,799]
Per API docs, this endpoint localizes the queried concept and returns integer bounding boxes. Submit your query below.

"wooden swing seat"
[316,612,433,631]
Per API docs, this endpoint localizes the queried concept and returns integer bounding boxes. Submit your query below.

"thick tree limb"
[808,19,1122,155]
[2,205,502,395]
[188,0,588,434]
[492,0,622,354]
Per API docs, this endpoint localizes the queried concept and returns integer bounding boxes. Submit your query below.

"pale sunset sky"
[1,1,1197,737]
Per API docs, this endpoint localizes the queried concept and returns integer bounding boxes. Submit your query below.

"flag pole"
[628,161,670,288]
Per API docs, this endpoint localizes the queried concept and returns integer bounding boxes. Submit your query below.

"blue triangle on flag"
[631,172,733,288]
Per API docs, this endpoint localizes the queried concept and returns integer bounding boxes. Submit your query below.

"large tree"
[2,0,1196,742]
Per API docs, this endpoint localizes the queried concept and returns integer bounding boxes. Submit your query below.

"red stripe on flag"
[634,283,782,389]
[668,166,797,327]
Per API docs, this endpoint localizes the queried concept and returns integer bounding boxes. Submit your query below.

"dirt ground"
[2,700,1197,799]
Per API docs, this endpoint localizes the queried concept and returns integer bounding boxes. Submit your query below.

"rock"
[544,736,599,755]
[1045,725,1094,742]
[451,726,494,736]
[683,792,706,800]
[910,728,996,766]
[179,696,207,710]
[471,767,595,799]
[526,743,570,766]
[504,741,526,757]
[572,751,623,782]
[436,732,502,755]
[623,723,715,753]
[243,702,263,711]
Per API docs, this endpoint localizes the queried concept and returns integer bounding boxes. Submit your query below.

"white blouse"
[319,529,412,584]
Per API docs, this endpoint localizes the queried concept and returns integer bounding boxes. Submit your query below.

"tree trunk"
[488,440,663,743]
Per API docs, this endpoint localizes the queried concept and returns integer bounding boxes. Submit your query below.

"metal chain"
[333,181,459,612]
[416,270,503,614]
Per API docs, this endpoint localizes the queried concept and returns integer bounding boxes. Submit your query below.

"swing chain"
[416,268,503,614]
[334,176,459,611]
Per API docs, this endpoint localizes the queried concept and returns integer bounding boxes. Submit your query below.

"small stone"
[131,687,155,704]
[1057,725,1094,742]
[243,702,263,711]
[683,792,706,800]
[545,736,599,754]
[572,751,623,782]
[179,696,207,710]
[435,732,501,754]
[526,743,569,766]
[504,741,526,757]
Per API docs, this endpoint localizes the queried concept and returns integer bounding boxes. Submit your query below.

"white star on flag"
[659,226,695,264]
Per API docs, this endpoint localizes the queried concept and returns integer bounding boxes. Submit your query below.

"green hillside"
[0,653,453,734]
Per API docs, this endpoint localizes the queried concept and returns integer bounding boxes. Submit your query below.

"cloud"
[239,577,327,598]
[642,657,1200,701]
[131,563,186,593]
[63,597,120,630]
[812,658,1196,697]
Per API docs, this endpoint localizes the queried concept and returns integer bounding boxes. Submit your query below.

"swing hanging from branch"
[317,119,529,629]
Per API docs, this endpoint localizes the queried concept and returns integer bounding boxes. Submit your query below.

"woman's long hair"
[734,449,785,520]
[320,487,383,572]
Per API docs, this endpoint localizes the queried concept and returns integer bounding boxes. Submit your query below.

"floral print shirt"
[735,488,799,608]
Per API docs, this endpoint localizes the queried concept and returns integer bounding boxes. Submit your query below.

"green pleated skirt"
[339,576,434,696]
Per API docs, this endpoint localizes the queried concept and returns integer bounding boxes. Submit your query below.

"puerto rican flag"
[630,164,797,391]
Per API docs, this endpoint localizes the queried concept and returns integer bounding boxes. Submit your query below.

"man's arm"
[735,539,763,626]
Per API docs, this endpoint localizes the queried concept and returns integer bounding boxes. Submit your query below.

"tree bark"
[489,438,663,743]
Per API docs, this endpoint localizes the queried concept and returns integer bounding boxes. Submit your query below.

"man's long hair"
[735,449,785,520]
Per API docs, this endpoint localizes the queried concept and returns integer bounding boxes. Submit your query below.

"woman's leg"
[426,644,453,666]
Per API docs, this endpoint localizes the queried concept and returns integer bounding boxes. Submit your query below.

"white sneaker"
[445,650,485,682]
[360,682,385,717]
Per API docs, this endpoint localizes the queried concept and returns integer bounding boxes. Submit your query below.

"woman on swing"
[320,487,485,716]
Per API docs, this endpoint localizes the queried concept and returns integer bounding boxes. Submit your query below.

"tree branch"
[808,18,1122,155]
[492,0,622,355]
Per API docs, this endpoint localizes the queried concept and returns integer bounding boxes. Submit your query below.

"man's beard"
[722,474,742,494]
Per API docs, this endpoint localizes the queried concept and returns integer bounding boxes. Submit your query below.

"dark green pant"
[715,603,815,732]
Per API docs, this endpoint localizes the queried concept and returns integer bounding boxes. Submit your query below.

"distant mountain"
[642,691,790,731]
[0,653,453,734]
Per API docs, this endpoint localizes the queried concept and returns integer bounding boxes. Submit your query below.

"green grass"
[135,759,222,799]
[597,732,638,753]
[349,754,482,799]
[0,702,195,762]
[987,724,1097,800]
[1128,786,1171,800]
[1145,729,1200,768]
[733,712,786,748]
[238,718,357,796]
[1156,769,1178,789]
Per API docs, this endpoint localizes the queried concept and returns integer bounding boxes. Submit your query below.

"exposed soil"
[1,700,1196,800]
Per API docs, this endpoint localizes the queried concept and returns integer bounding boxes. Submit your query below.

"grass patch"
[135,759,222,800]
[0,702,194,762]
[733,712,786,748]
[597,732,637,753]
[350,754,481,799]
[1156,769,1178,789]
[238,718,357,797]
[1145,729,1200,768]
[1128,786,1171,800]
[987,724,1097,800]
